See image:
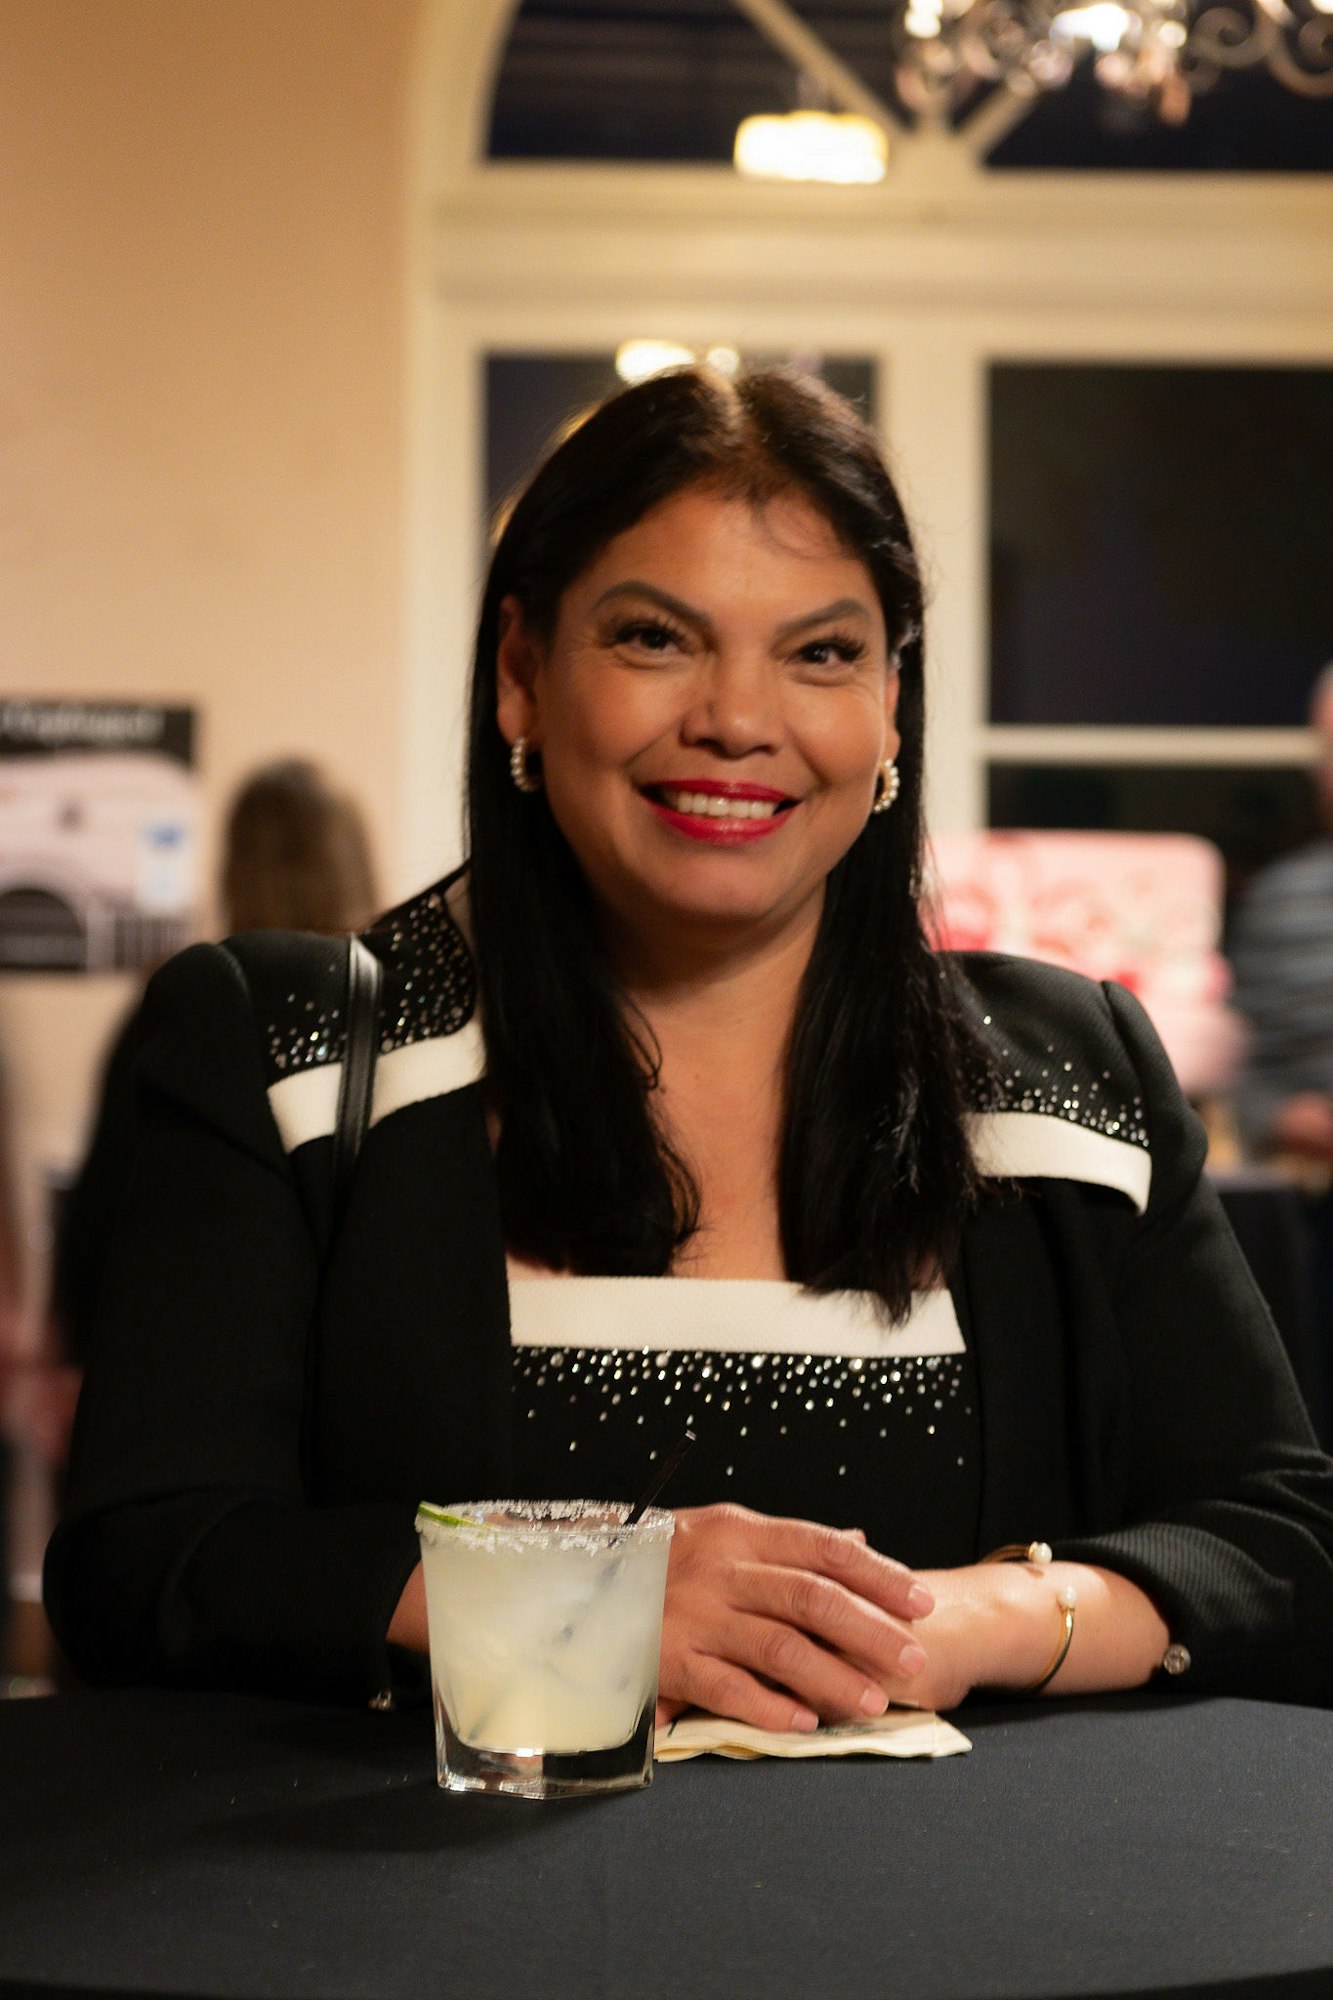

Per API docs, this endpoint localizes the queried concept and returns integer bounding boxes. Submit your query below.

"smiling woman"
[45,366,1333,1726]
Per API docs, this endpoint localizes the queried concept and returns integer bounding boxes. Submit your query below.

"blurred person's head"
[221,759,379,936]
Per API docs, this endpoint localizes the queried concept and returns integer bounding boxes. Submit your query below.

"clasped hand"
[656,1503,964,1732]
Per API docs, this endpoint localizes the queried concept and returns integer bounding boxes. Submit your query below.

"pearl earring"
[509,735,542,794]
[871,758,900,815]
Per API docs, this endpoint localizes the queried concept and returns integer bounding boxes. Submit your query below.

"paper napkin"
[655,1708,971,1761]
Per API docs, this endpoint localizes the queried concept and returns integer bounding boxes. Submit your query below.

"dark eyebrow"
[773,597,875,643]
[590,581,710,631]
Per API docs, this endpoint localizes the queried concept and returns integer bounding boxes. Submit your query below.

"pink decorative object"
[926,830,1245,1097]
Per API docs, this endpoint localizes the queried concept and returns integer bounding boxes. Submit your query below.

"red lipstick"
[641,778,795,846]
[651,779,790,801]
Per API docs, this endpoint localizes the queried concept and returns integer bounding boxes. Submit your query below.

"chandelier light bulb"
[733,111,888,185]
[1051,2,1136,51]
[905,0,945,37]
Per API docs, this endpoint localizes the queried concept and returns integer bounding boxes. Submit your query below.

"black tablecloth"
[1,1692,1331,2000]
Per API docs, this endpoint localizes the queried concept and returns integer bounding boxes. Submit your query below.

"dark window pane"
[987,64,1333,174]
[489,0,786,164]
[487,356,621,528]
[989,365,1333,728]
[987,762,1319,910]
[486,353,876,526]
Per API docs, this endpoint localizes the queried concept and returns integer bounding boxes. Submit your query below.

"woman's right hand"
[656,1503,933,1733]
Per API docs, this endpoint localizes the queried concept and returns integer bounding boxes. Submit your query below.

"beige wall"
[0,0,420,1334]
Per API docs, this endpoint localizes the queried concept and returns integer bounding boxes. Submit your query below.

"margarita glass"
[415,1500,674,1799]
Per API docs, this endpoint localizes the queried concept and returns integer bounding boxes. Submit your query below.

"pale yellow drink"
[415,1501,674,1798]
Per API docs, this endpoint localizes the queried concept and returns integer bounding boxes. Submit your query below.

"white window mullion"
[883,330,988,835]
[984,725,1318,767]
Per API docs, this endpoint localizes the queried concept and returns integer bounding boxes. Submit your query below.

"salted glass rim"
[415,1498,675,1551]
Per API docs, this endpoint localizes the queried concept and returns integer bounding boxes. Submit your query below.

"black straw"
[625,1427,697,1525]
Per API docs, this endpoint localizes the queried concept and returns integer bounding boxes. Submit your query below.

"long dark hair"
[468,365,983,1320]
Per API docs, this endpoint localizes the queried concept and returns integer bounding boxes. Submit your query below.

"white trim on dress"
[267,1044,1150,1217]
[969,1110,1150,1214]
[508,1275,966,1359]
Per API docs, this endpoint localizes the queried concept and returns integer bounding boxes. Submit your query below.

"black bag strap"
[331,934,382,1224]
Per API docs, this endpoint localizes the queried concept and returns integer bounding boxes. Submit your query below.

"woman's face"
[496,483,900,961]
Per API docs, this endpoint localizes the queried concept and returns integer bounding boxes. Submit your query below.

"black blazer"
[44,872,1333,1705]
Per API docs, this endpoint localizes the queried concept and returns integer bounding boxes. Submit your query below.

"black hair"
[467,365,983,1320]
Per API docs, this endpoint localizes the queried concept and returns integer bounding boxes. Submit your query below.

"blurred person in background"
[219,756,380,938]
[1231,663,1333,1441]
[36,759,380,1469]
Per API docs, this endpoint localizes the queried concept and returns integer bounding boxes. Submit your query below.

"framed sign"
[0,701,197,973]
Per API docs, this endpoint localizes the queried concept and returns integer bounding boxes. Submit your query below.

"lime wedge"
[415,1503,518,1542]
[415,1503,481,1529]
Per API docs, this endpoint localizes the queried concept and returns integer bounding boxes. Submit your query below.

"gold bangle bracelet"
[1026,1585,1078,1693]
[980,1542,1077,1693]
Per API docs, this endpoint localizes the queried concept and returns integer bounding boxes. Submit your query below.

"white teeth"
[659,789,780,820]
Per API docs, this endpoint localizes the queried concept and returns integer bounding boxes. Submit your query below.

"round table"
[1,1689,1329,1999]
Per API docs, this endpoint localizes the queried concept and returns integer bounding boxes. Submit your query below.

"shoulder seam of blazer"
[254,875,1153,1212]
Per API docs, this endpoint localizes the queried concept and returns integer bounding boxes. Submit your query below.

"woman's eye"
[797,634,867,670]
[611,618,686,654]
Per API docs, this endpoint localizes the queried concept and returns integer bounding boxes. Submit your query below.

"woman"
[45,368,1333,1719]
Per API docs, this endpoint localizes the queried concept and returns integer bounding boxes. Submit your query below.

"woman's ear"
[495,595,543,747]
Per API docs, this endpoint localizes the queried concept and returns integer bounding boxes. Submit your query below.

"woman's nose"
[679,653,781,757]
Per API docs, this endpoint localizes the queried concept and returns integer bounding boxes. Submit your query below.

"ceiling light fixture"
[891,0,1332,127]
[733,108,889,183]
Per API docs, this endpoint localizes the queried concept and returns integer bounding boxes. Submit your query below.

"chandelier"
[729,0,1333,141]
[893,0,1333,124]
